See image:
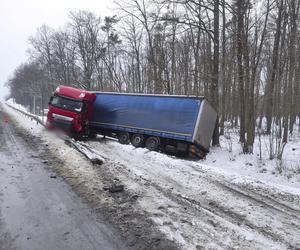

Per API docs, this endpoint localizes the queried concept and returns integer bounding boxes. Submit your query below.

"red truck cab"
[46,86,96,136]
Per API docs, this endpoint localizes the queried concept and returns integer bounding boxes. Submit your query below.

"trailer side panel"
[90,93,202,142]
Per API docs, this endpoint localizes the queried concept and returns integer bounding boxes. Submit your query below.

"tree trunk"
[211,0,220,146]
[265,0,284,134]
[236,0,246,144]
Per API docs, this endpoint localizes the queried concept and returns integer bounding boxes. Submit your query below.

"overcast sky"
[0,0,112,101]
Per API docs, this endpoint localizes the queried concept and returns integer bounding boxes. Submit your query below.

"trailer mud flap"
[189,145,206,159]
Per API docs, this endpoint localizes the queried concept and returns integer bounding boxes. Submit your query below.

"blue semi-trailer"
[90,92,217,157]
[47,86,217,158]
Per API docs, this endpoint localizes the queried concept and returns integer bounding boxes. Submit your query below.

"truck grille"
[51,118,73,131]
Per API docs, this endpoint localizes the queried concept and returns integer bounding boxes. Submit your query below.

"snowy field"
[2,101,300,249]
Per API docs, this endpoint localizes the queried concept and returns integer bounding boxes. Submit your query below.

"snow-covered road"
[3,102,300,250]
[0,109,128,250]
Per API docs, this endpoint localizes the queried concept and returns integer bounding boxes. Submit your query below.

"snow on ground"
[6,99,29,114]
[205,129,300,190]
[3,101,300,250]
[84,137,300,249]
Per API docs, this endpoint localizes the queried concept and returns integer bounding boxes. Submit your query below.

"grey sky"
[0,0,111,101]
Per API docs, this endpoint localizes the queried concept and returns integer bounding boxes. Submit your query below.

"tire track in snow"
[134,172,295,249]
[187,163,300,217]
[98,159,289,249]
[86,139,300,249]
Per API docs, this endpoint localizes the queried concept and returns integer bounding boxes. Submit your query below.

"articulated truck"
[47,86,217,158]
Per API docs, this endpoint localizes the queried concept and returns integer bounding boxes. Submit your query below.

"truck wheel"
[145,137,160,151]
[118,132,130,144]
[88,131,97,139]
[131,134,144,148]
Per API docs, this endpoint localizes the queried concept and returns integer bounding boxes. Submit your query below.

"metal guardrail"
[5,103,45,127]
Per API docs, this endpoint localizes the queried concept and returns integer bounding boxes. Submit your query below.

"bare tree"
[69,10,101,89]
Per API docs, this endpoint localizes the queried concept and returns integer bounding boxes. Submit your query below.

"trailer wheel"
[145,137,160,151]
[131,134,144,147]
[118,132,130,144]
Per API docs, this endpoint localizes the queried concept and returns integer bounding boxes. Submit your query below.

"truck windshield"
[50,95,83,112]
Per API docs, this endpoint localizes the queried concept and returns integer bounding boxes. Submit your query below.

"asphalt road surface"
[0,109,129,250]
